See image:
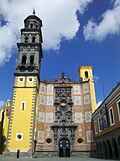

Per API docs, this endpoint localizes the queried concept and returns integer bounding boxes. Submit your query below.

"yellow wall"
[78,66,96,113]
[3,112,9,139]
[7,76,38,152]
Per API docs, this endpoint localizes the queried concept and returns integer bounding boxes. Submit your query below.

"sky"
[0,0,120,108]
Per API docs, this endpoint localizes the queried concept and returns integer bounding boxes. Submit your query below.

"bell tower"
[16,10,43,75]
[78,66,96,113]
[5,11,43,157]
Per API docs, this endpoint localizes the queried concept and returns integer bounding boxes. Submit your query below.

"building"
[4,12,97,158]
[92,82,120,160]
[0,100,10,154]
[35,68,96,157]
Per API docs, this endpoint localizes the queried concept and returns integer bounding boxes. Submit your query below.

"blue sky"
[0,0,120,107]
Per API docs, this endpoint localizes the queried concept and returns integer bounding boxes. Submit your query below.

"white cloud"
[0,100,5,108]
[96,101,102,109]
[83,0,120,41]
[0,0,93,65]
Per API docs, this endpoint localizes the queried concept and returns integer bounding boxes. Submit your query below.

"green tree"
[0,110,6,154]
[0,134,6,154]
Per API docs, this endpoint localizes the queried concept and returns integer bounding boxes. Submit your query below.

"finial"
[33,8,36,15]
[62,72,65,78]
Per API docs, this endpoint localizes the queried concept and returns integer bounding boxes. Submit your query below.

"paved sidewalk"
[0,157,117,161]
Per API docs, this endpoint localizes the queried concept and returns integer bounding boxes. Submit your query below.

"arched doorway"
[107,140,113,159]
[96,143,99,157]
[99,142,103,158]
[112,138,119,159]
[59,138,70,157]
[102,141,107,158]
[118,137,120,159]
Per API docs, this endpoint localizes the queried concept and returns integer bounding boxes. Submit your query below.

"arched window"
[32,37,35,43]
[30,55,34,65]
[21,55,27,65]
[85,71,88,78]
[25,37,28,43]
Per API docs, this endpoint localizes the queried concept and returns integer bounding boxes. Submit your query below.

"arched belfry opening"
[25,37,28,43]
[32,37,35,43]
[85,71,88,78]
[30,55,34,65]
[59,138,70,157]
[21,55,27,65]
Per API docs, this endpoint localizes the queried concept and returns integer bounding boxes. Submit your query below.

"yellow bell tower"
[78,66,96,113]
[5,11,43,157]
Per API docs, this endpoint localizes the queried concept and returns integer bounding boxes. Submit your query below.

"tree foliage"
[0,135,6,154]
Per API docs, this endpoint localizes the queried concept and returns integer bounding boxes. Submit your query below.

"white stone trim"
[109,106,115,126]
[16,133,23,141]
[27,77,34,82]
[18,76,25,82]
[20,101,26,110]
[117,99,120,121]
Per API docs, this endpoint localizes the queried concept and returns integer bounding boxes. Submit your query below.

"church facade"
[4,13,96,158]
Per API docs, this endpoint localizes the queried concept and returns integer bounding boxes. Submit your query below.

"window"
[40,95,45,105]
[83,83,89,93]
[117,100,120,120]
[46,96,53,105]
[75,113,82,123]
[86,131,93,142]
[47,85,54,94]
[84,94,90,104]
[38,131,44,142]
[94,121,98,134]
[40,84,46,93]
[16,133,23,141]
[27,77,34,82]
[74,86,80,94]
[21,55,27,65]
[74,96,81,105]
[38,112,45,122]
[103,115,108,129]
[85,112,92,122]
[77,138,83,144]
[20,78,23,81]
[18,77,25,82]
[29,78,32,81]
[109,107,115,126]
[85,71,88,78]
[46,138,52,144]
[46,113,53,123]
[20,101,26,110]
[98,117,102,132]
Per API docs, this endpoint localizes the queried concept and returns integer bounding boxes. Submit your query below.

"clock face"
[60,99,67,107]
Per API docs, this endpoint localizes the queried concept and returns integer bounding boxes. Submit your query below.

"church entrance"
[59,138,70,157]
